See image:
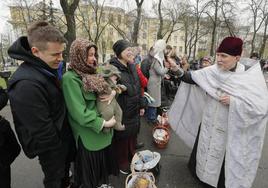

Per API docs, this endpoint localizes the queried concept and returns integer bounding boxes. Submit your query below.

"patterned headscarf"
[69,38,109,94]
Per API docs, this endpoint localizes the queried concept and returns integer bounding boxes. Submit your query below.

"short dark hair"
[27,21,67,50]
[250,52,259,59]
[166,45,172,50]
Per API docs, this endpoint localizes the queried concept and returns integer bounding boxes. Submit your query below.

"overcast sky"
[0,0,157,34]
[0,0,252,35]
[0,1,11,34]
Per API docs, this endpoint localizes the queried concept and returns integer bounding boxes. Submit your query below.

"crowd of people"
[0,20,267,188]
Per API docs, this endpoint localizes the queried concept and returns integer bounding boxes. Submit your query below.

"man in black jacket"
[8,21,75,188]
[0,87,21,188]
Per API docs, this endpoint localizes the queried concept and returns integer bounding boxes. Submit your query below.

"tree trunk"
[210,0,219,56]
[131,0,144,45]
[259,16,268,58]
[184,23,188,55]
[193,19,199,60]
[157,0,163,39]
[60,0,79,62]
[250,33,256,55]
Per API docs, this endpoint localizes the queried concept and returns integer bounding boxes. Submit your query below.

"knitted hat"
[112,39,132,57]
[99,64,121,79]
[217,37,243,56]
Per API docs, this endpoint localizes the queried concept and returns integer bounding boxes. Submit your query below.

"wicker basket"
[125,172,157,188]
[152,126,170,149]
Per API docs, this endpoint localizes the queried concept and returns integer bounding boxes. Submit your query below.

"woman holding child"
[62,38,118,188]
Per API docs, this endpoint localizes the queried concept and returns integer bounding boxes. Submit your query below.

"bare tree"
[156,0,163,39]
[110,22,128,40]
[9,0,62,36]
[259,13,268,58]
[205,0,236,56]
[48,0,56,25]
[60,0,80,61]
[179,2,195,56]
[11,0,36,32]
[77,0,110,44]
[131,0,144,45]
[155,0,184,42]
[205,0,219,56]
[247,0,268,55]
[192,0,210,60]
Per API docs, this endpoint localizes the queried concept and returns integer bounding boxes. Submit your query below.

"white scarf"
[153,39,166,68]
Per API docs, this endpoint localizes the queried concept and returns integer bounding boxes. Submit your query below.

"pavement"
[4,72,268,188]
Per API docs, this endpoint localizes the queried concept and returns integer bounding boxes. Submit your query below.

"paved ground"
[4,72,268,188]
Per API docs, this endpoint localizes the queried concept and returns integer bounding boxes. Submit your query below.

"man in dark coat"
[0,87,21,188]
[7,21,75,188]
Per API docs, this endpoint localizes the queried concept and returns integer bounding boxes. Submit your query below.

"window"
[110,41,113,49]
[153,33,157,40]
[92,12,96,20]
[179,46,183,52]
[109,28,113,35]
[142,44,147,51]
[174,36,178,42]
[143,32,147,39]
[143,22,147,29]
[92,26,97,34]
[180,36,184,41]
[101,13,106,22]
[118,15,121,24]
[109,14,114,22]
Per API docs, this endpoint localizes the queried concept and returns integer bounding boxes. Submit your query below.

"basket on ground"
[125,172,157,188]
[126,150,160,188]
[131,150,161,177]
[152,126,170,149]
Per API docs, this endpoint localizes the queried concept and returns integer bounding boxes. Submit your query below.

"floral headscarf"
[69,38,109,94]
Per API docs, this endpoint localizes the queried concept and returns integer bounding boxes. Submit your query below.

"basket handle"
[125,172,157,188]
[147,172,156,184]
[131,152,146,173]
[125,173,133,187]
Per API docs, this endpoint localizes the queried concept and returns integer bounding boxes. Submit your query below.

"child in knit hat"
[84,64,127,132]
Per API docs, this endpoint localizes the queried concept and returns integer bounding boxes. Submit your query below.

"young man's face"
[216,52,240,71]
[32,42,65,69]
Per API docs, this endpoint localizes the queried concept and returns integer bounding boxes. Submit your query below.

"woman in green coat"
[62,39,118,188]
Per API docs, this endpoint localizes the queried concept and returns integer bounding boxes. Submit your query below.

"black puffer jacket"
[110,58,142,139]
[7,36,73,159]
[0,88,21,168]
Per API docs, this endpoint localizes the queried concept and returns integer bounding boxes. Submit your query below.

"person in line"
[0,87,21,188]
[140,46,155,80]
[169,36,268,188]
[7,21,76,188]
[109,39,145,174]
[146,39,170,125]
[62,38,118,187]
[250,52,259,60]
[130,50,148,149]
